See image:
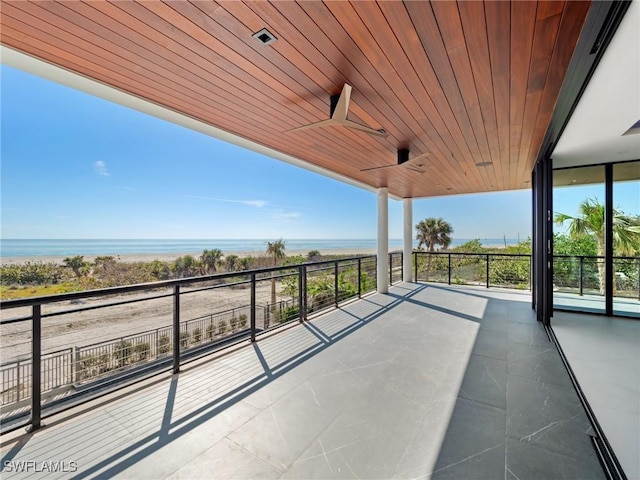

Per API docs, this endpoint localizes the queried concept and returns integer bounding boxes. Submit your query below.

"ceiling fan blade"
[331,84,351,121]
[404,164,426,173]
[360,164,395,172]
[287,119,336,132]
[341,119,388,136]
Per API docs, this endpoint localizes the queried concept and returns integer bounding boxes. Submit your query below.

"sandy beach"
[0,247,382,266]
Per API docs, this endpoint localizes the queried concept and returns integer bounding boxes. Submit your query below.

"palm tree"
[555,198,640,294]
[63,255,87,278]
[200,249,222,274]
[266,239,286,308]
[416,218,453,281]
[416,218,453,252]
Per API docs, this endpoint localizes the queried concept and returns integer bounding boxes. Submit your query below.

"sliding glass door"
[553,161,639,318]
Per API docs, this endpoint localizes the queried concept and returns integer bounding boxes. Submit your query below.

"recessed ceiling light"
[252,28,277,46]
[475,161,492,167]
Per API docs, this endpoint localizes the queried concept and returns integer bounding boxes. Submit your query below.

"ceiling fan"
[288,84,388,137]
[361,149,430,174]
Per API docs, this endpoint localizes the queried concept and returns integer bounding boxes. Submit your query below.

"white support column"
[377,188,389,294]
[403,198,413,282]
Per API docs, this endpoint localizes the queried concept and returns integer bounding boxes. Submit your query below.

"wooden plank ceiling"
[0,1,591,198]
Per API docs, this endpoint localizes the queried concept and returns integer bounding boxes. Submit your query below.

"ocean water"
[0,238,522,258]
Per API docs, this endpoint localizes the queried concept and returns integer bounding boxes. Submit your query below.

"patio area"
[1,283,604,479]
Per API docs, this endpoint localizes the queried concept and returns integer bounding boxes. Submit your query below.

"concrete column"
[403,198,413,282]
[377,187,389,294]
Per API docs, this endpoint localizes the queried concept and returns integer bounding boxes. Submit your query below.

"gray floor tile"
[471,329,508,360]
[506,375,595,463]
[165,438,283,480]
[507,322,550,347]
[506,437,605,480]
[458,354,507,409]
[431,398,506,480]
[507,341,573,388]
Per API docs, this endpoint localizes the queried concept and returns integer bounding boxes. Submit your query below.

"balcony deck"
[0,283,604,479]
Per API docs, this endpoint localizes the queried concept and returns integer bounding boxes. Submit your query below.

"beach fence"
[0,304,257,408]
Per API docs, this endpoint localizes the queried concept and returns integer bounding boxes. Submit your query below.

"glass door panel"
[553,166,606,313]
[612,161,640,318]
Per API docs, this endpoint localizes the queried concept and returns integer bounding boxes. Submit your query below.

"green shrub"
[158,335,172,355]
[113,340,133,367]
[281,306,299,323]
[217,320,228,335]
[206,323,215,339]
[230,316,239,331]
[180,331,190,348]
[238,314,248,328]
[134,342,151,361]
[192,328,202,343]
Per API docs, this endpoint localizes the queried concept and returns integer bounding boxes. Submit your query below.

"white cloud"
[187,195,268,208]
[94,161,110,176]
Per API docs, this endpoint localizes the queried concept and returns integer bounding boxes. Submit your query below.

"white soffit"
[1,46,389,198]
[552,1,640,168]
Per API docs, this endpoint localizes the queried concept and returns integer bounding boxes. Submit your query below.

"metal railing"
[0,253,398,433]
[413,251,532,290]
[413,251,640,298]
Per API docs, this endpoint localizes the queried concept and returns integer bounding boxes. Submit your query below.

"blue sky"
[1,65,636,241]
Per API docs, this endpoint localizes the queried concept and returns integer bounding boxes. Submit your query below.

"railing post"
[172,285,180,374]
[637,258,639,301]
[414,252,418,282]
[335,261,339,307]
[400,252,404,283]
[486,254,490,288]
[357,259,362,298]
[448,254,452,285]
[251,273,257,340]
[579,256,584,296]
[301,265,307,321]
[389,253,393,285]
[297,267,303,322]
[29,304,42,432]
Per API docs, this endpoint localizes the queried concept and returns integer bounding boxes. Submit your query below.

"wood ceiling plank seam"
[516,6,564,186]
[368,1,471,190]
[525,0,592,176]
[383,2,485,190]
[210,1,391,162]
[140,1,327,120]
[342,3,472,191]
[196,2,351,130]
[128,2,385,165]
[458,1,503,188]
[96,1,316,127]
[168,1,389,162]
[431,0,494,186]
[2,3,299,140]
[319,2,439,156]
[484,1,511,191]
[509,0,538,189]
[298,1,454,183]
[405,1,486,190]
[107,1,323,127]
[418,0,487,171]
[274,1,434,164]
[291,2,450,182]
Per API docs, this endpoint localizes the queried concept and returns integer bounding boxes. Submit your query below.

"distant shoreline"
[0,247,381,266]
